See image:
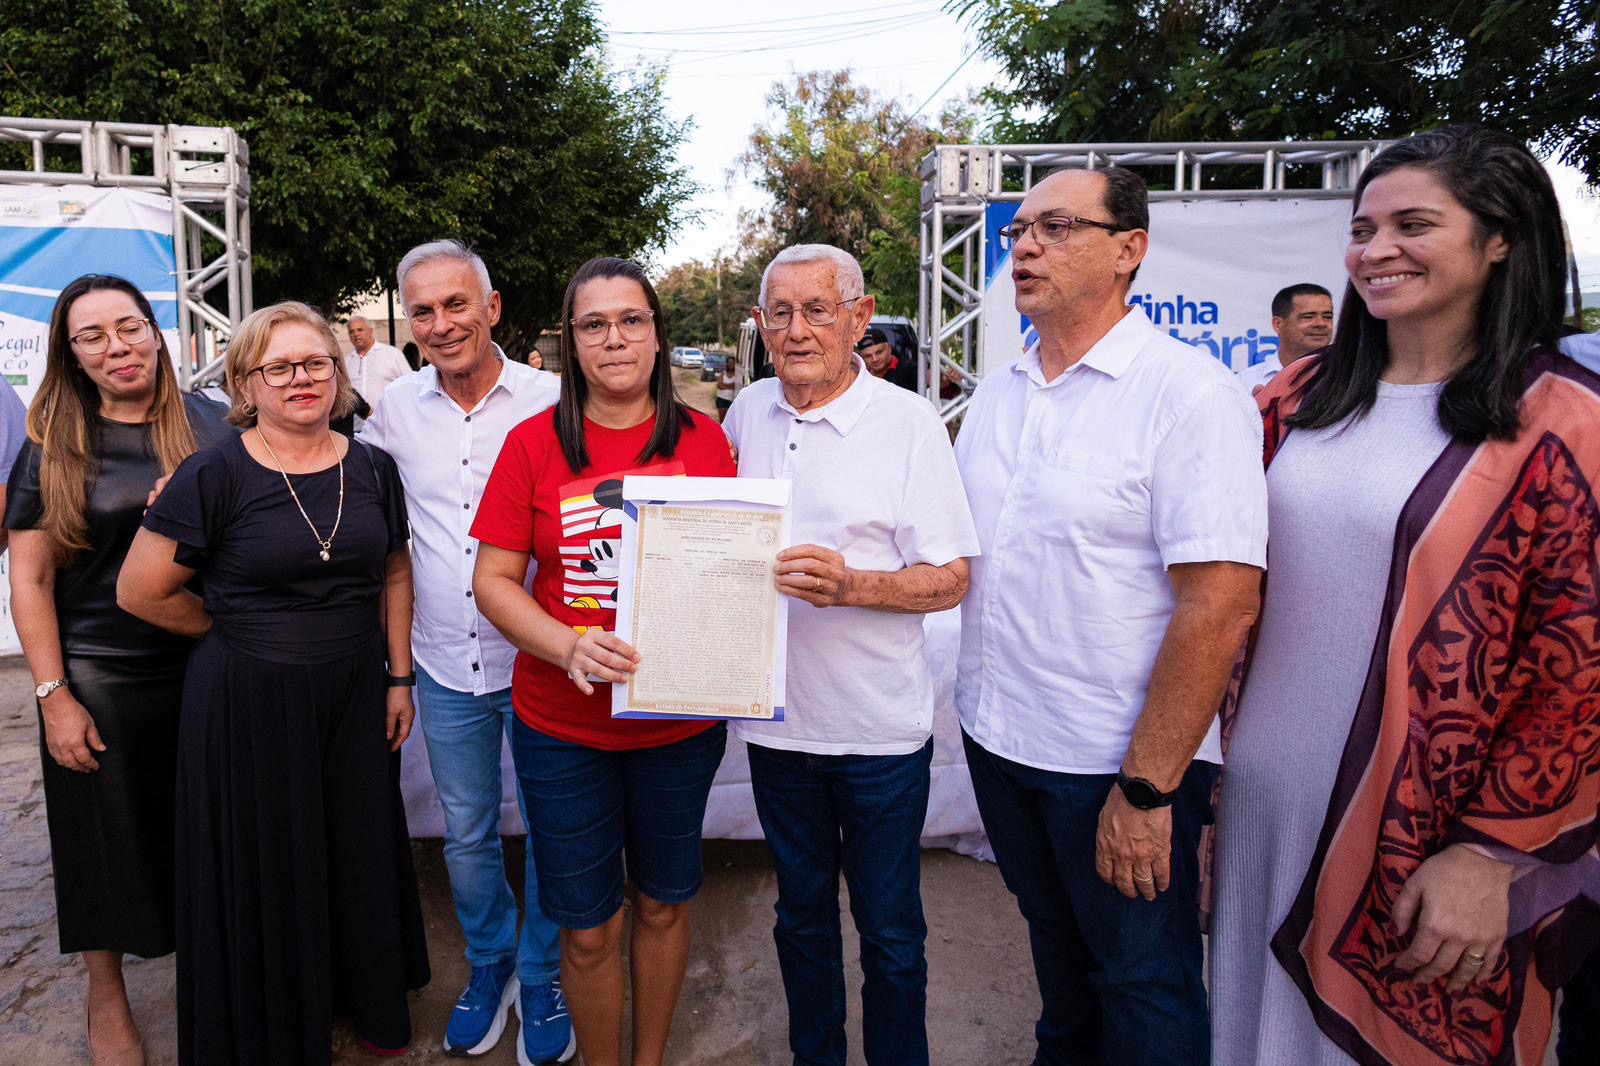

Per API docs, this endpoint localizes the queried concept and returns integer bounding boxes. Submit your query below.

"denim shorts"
[509,718,728,929]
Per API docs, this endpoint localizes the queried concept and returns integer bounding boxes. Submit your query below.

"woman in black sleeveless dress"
[7,275,234,1064]
[119,301,428,1063]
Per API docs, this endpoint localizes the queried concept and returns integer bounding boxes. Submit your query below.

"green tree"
[0,0,695,352]
[954,0,1600,182]
[736,71,976,315]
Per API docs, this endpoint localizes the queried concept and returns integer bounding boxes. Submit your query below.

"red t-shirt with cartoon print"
[471,407,737,750]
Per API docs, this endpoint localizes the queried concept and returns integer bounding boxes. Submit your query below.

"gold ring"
[1133,873,1154,883]
[814,576,822,591]
[1462,952,1486,965]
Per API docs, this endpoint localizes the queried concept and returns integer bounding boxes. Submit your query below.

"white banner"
[0,185,180,654]
[980,198,1352,372]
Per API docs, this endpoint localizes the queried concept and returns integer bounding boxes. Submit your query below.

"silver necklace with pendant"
[255,428,344,561]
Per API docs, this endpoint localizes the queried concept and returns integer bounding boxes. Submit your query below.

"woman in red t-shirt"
[473,257,736,1066]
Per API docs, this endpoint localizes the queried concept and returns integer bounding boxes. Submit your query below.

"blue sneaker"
[516,976,576,1065]
[443,959,518,1056]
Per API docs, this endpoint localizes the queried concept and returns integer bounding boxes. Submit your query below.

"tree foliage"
[734,71,976,315]
[0,0,695,351]
[954,0,1600,182]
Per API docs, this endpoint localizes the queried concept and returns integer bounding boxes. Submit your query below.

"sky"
[595,0,1600,292]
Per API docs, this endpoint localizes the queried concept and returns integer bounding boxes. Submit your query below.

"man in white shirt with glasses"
[955,169,1266,1066]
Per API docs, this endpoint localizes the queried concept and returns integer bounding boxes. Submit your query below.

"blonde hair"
[224,302,359,427]
[30,275,199,565]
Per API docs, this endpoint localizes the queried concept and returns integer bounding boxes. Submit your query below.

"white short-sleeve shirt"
[359,351,562,694]
[1234,353,1283,394]
[346,342,413,424]
[724,359,980,756]
[955,308,1267,774]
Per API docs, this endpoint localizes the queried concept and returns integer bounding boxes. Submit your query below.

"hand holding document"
[612,475,790,721]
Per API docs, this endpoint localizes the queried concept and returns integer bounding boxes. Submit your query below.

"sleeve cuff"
[1159,537,1266,570]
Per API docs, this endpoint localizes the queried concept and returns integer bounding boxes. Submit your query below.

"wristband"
[386,673,417,688]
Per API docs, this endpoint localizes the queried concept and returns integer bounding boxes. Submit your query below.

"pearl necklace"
[255,428,344,561]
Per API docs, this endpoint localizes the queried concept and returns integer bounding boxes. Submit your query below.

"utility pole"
[715,254,725,349]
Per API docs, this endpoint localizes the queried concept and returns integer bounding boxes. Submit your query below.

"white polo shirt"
[955,308,1267,774]
[346,342,413,422]
[360,350,562,694]
[724,359,980,756]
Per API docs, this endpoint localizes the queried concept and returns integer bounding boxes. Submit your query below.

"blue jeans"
[962,730,1216,1066]
[416,667,561,983]
[747,740,933,1066]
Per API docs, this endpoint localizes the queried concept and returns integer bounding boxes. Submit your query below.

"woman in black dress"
[6,274,234,1064]
[118,300,429,1063]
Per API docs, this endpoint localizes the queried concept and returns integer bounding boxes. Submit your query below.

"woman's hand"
[41,691,105,772]
[386,687,415,752]
[562,629,640,696]
[1392,843,1514,991]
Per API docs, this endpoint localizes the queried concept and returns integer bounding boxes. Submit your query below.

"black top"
[141,433,408,664]
[5,393,235,659]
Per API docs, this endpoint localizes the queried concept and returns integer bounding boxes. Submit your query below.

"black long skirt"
[40,653,184,958]
[175,628,429,1066]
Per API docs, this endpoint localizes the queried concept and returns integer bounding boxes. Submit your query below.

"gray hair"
[758,244,865,306]
[346,315,370,327]
[396,239,493,304]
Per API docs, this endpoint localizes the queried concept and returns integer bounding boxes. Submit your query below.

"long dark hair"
[32,274,198,563]
[554,257,691,473]
[1289,125,1565,443]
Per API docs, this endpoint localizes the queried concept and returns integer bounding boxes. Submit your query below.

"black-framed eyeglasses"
[250,356,338,387]
[571,309,656,346]
[69,318,154,356]
[997,214,1123,250]
[755,297,862,332]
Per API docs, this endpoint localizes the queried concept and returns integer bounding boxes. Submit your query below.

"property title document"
[612,476,790,721]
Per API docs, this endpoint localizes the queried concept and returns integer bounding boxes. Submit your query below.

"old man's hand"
[775,544,854,608]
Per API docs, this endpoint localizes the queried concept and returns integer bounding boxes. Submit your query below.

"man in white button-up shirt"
[724,245,979,1066]
[344,315,412,428]
[360,240,573,1063]
[955,169,1266,1065]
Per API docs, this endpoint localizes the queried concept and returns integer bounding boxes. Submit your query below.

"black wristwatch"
[1116,770,1177,810]
[386,673,417,688]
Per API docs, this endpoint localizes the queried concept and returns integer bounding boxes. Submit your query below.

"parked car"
[679,347,703,368]
[700,351,730,380]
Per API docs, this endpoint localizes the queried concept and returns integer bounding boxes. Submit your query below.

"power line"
[606,0,936,35]
[611,12,945,61]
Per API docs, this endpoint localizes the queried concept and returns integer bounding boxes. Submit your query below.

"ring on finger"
[1133,872,1154,883]
[813,575,821,591]
[1462,952,1486,966]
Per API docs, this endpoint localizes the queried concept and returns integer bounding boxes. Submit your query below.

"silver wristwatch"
[34,677,67,700]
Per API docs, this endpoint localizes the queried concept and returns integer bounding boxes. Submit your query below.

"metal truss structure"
[918,140,1389,422]
[0,117,252,389]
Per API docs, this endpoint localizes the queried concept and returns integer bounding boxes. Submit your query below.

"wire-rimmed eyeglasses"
[996,214,1124,250]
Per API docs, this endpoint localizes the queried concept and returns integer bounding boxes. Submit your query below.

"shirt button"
[463,503,470,509]
[461,459,469,466]
[465,547,472,555]
[471,662,479,671]
[469,631,477,639]
[788,443,797,451]
[465,415,472,423]
[465,590,473,598]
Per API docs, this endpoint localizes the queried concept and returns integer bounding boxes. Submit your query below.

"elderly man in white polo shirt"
[345,315,411,427]
[723,244,978,1066]
[359,240,575,1064]
[955,169,1266,1065]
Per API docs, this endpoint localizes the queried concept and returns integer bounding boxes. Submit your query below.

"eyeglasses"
[755,297,862,332]
[572,310,655,346]
[997,214,1123,250]
[69,319,154,356]
[250,356,338,387]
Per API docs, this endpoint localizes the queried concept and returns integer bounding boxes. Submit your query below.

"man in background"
[345,315,412,426]
[857,326,917,391]
[1236,283,1334,394]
